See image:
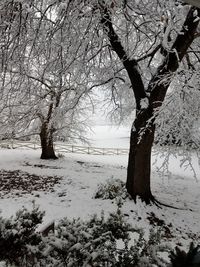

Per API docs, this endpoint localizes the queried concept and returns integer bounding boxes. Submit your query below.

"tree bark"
[126,108,155,203]
[100,3,200,203]
[40,122,57,160]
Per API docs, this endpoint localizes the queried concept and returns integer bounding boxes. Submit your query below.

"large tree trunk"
[40,122,57,160]
[126,109,155,203]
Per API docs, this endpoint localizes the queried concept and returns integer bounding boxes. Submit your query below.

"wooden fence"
[0,140,129,156]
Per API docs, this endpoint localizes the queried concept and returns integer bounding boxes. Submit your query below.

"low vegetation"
[0,205,199,267]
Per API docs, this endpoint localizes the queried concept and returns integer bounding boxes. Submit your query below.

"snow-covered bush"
[57,153,65,159]
[0,206,44,266]
[0,207,171,266]
[94,178,128,200]
[46,215,119,266]
[46,207,170,267]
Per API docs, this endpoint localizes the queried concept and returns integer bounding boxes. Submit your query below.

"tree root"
[150,196,193,211]
[131,193,193,211]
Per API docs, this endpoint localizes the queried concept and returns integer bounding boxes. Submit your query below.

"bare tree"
[96,1,200,203]
[0,0,95,159]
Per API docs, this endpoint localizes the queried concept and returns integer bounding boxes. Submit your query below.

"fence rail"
[0,140,129,156]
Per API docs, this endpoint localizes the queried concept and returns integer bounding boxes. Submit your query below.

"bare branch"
[99,1,146,109]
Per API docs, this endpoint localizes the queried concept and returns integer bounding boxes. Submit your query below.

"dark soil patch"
[0,169,62,198]
[76,161,85,165]
[23,162,62,169]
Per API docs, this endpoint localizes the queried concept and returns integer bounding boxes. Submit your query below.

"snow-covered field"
[0,125,200,251]
[85,125,130,148]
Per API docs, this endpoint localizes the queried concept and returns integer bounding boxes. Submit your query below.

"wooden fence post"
[11,139,14,149]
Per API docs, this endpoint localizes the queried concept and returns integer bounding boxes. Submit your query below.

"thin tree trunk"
[40,122,57,160]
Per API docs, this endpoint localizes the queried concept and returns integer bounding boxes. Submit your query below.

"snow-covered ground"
[0,125,200,251]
